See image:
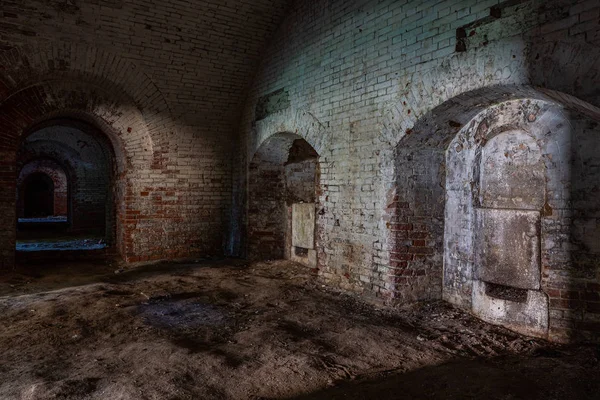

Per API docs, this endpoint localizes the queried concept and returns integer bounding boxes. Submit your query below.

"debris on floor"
[0,260,597,399]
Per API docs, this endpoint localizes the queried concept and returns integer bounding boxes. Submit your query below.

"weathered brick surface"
[0,0,291,266]
[247,133,319,262]
[1,0,599,341]
[236,0,600,340]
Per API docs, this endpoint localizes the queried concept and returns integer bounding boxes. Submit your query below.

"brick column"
[0,157,16,269]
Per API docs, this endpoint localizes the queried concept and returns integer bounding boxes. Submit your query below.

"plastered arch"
[384,86,600,340]
[251,108,328,160]
[381,89,584,301]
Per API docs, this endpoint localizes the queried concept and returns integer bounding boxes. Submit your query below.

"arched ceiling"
[0,0,293,128]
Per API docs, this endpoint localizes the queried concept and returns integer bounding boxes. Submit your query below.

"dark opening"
[485,282,528,303]
[24,173,54,218]
[294,246,309,257]
[15,119,117,255]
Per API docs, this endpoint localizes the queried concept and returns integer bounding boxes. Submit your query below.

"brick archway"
[247,132,320,268]
[17,159,69,220]
[0,79,152,268]
[385,85,600,341]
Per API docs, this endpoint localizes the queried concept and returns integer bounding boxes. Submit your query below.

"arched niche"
[248,132,320,268]
[17,158,69,221]
[22,173,55,218]
[447,123,551,338]
[391,85,600,341]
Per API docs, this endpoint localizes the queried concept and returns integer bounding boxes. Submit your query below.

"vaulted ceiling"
[0,0,293,128]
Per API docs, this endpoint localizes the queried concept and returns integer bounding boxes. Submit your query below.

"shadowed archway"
[386,85,600,341]
[247,132,320,268]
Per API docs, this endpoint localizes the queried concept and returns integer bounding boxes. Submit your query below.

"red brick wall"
[0,0,291,266]
[248,160,286,260]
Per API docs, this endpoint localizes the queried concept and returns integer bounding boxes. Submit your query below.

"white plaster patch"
[472,280,549,339]
[292,203,315,250]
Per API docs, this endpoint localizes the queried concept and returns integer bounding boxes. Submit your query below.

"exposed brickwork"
[0,0,599,342]
[247,134,319,262]
[248,160,286,260]
[236,0,600,341]
[541,114,600,343]
[388,146,445,302]
[0,0,292,267]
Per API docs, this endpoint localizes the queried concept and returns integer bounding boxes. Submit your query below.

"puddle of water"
[16,238,107,252]
[18,217,68,223]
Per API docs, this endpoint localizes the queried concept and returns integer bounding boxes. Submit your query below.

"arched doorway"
[16,158,70,243]
[248,133,320,268]
[15,119,117,254]
[23,173,54,218]
[17,158,69,221]
[0,76,156,269]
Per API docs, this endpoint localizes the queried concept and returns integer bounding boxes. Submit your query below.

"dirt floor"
[0,259,598,399]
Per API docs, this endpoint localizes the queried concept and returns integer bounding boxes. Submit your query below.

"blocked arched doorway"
[470,130,546,322]
[446,122,552,338]
[23,173,55,218]
[389,86,600,341]
[248,133,320,268]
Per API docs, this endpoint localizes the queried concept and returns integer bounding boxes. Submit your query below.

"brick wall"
[1,0,599,341]
[0,0,292,266]
[237,0,600,340]
[543,115,600,342]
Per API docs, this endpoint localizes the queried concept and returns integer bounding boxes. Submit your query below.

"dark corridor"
[23,173,54,218]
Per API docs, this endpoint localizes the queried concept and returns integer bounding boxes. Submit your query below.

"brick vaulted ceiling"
[0,0,293,129]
